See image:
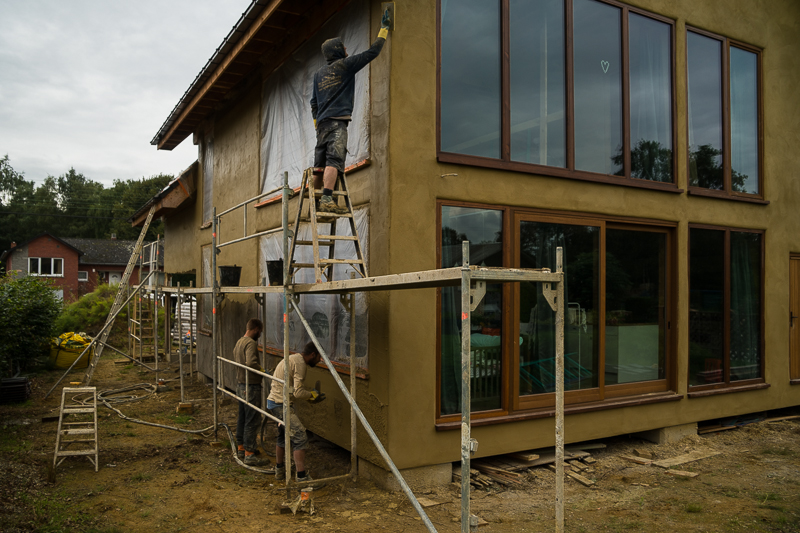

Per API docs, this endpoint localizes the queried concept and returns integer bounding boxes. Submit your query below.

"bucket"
[218,265,242,286]
[266,260,284,286]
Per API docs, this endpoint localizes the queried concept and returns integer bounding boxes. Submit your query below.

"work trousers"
[236,383,262,452]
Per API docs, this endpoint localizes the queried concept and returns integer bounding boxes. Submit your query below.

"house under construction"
[128,0,800,515]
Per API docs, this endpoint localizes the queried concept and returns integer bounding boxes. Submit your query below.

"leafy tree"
[55,283,128,342]
[0,273,62,376]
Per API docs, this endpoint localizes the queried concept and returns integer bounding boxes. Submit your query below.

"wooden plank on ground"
[664,469,699,478]
[652,450,720,469]
[566,443,607,452]
[619,454,653,465]
[508,450,541,462]
[416,497,447,507]
[567,471,595,486]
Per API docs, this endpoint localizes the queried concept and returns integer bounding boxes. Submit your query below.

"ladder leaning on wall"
[286,167,368,283]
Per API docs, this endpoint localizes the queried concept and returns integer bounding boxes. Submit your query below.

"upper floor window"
[29,257,63,277]
[438,0,676,189]
[687,29,762,199]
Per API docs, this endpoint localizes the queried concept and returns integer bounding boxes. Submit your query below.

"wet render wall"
[381,0,800,470]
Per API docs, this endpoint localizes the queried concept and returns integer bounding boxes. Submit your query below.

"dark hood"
[321,37,346,63]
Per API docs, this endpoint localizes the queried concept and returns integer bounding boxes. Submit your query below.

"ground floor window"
[689,226,763,388]
[78,271,88,281]
[438,202,674,419]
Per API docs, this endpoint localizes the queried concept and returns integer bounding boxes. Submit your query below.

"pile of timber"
[453,443,605,489]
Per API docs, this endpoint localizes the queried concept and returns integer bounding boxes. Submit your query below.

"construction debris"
[619,454,653,465]
[652,450,720,469]
[664,469,699,478]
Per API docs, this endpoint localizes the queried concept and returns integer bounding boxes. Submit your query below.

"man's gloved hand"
[313,119,317,129]
[308,389,326,403]
[381,8,392,29]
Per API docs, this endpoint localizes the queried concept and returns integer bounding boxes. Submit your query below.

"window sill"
[437,152,684,194]
[255,159,372,209]
[789,379,800,385]
[199,329,212,337]
[435,391,683,430]
[200,221,212,229]
[687,381,770,398]
[687,187,769,205]
[261,345,369,379]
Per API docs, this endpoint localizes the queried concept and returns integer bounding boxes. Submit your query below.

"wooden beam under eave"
[157,0,286,150]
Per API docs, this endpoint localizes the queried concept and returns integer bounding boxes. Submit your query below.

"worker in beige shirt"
[267,341,324,484]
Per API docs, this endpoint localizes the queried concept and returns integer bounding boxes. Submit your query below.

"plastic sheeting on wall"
[260,0,370,195]
[201,245,212,330]
[259,206,369,368]
[202,134,214,223]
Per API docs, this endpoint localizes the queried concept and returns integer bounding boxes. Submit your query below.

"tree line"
[0,154,171,254]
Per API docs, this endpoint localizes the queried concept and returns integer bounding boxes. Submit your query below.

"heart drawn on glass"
[601,60,609,73]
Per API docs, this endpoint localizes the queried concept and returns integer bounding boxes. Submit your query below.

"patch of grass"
[756,492,781,502]
[173,414,194,425]
[0,430,32,454]
[130,473,152,483]
[685,503,703,513]
[140,510,151,518]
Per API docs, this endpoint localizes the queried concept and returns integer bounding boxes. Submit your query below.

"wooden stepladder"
[53,387,99,472]
[287,168,368,283]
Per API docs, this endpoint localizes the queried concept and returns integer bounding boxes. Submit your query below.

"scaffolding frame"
[151,172,566,533]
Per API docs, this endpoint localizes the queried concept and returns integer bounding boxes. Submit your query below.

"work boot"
[237,445,245,460]
[244,453,269,467]
[274,463,286,481]
[318,195,347,214]
[296,472,326,489]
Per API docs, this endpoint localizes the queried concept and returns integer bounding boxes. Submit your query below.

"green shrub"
[0,274,62,376]
[55,284,128,340]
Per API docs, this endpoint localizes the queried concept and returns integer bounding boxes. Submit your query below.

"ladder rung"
[63,387,95,393]
[61,429,96,435]
[56,450,97,457]
[60,438,96,443]
[291,263,318,269]
[295,240,335,247]
[63,408,95,414]
[318,235,357,241]
[63,421,95,426]
[319,259,364,265]
[313,212,352,219]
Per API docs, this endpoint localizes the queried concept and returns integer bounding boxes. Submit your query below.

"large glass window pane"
[510,0,565,167]
[628,14,673,182]
[730,232,761,380]
[730,47,759,194]
[29,257,39,274]
[687,32,723,189]
[519,221,599,395]
[689,229,725,386]
[605,230,666,384]
[53,258,63,276]
[441,0,501,158]
[440,207,503,415]
[574,0,622,176]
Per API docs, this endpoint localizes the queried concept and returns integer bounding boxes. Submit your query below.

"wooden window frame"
[687,224,766,396]
[28,257,64,277]
[685,27,765,204]
[436,0,680,193]
[199,244,213,334]
[436,200,677,425]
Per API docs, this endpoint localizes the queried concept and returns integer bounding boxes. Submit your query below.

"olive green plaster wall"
[381,0,800,469]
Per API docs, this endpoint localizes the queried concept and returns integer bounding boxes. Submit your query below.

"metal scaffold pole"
[555,247,565,532]
[212,207,219,439]
[281,171,292,490]
[460,241,475,533]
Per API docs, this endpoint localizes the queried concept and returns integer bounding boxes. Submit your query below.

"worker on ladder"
[310,7,392,213]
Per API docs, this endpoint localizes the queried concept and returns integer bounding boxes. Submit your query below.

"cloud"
[0,0,251,185]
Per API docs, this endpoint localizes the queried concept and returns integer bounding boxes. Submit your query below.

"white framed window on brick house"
[28,257,64,277]
[78,271,89,281]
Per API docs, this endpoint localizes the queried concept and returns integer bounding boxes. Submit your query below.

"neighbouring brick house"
[1,233,160,302]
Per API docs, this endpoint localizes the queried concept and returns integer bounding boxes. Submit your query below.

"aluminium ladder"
[83,205,157,383]
[53,387,99,472]
[287,167,368,283]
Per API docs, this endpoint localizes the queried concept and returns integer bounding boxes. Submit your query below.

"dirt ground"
[1,357,799,533]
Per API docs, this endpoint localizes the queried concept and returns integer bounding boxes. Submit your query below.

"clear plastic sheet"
[259,206,369,368]
[260,0,370,195]
[202,135,213,223]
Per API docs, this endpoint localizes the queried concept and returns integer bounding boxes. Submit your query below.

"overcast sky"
[0,0,252,187]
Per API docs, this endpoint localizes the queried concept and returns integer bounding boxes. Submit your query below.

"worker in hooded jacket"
[310,7,392,213]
